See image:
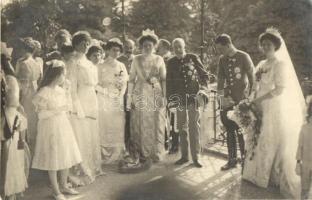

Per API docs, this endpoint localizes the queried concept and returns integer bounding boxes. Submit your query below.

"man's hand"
[221,96,235,110]
[196,94,205,107]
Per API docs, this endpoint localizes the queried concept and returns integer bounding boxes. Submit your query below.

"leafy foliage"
[208,0,312,77]
[1,0,311,78]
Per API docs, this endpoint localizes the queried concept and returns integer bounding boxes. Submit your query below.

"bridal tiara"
[142,29,156,36]
[265,27,282,38]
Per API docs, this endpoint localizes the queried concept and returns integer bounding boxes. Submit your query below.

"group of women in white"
[32,32,130,200]
[1,28,169,200]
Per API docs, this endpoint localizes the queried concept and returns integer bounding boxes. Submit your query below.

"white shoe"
[53,193,67,200]
[61,187,80,195]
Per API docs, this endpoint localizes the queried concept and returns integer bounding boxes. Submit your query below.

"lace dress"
[243,58,302,198]
[68,53,102,186]
[96,59,128,164]
[32,86,81,170]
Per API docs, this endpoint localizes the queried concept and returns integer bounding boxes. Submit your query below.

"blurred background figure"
[46,29,72,62]
[118,39,135,73]
[157,39,172,63]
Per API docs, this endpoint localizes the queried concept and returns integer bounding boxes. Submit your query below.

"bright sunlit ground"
[23,152,284,200]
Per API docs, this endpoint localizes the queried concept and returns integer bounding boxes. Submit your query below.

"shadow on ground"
[23,153,285,200]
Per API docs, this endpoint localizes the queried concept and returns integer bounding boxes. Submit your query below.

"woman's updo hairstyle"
[20,37,36,53]
[138,29,159,47]
[259,28,282,51]
[86,45,104,59]
[104,38,123,52]
[72,31,92,48]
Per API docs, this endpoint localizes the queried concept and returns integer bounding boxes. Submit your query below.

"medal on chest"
[181,58,198,86]
[227,58,242,86]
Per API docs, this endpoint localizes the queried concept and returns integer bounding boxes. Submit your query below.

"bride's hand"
[251,97,261,106]
[295,162,301,176]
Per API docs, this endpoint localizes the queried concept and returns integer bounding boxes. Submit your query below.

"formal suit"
[217,50,254,164]
[167,53,209,161]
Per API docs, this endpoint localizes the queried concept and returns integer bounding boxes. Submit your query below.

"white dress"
[96,59,128,164]
[32,86,82,170]
[15,56,42,154]
[2,109,28,196]
[68,53,102,186]
[243,58,303,198]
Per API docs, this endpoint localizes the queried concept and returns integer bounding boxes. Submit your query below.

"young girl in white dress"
[32,60,82,200]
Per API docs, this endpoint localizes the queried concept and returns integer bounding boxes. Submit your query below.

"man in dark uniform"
[215,34,254,171]
[117,39,135,152]
[157,39,179,154]
[167,38,209,168]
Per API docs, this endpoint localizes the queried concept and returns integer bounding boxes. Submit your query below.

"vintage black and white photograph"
[1,0,312,199]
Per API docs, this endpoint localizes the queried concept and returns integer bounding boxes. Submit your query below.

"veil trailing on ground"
[267,27,306,198]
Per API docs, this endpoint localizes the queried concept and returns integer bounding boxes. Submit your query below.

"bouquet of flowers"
[146,76,159,88]
[108,70,125,98]
[227,99,262,160]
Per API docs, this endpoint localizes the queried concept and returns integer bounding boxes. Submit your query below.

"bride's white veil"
[272,28,306,115]
[267,27,306,198]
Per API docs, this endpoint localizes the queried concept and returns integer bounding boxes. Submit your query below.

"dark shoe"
[220,160,237,171]
[175,158,189,165]
[241,160,245,175]
[193,160,203,168]
[168,146,179,154]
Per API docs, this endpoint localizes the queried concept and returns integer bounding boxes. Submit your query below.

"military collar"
[225,51,238,61]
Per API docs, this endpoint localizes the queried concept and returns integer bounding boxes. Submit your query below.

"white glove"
[126,95,132,111]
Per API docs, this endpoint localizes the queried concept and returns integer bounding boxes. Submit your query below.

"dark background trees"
[1,0,311,79]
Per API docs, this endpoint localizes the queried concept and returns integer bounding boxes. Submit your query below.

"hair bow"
[46,59,65,68]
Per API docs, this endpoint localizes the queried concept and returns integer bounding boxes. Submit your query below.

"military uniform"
[217,50,254,167]
[167,53,209,162]
[117,54,134,152]
[160,51,177,153]
[162,51,173,64]
[117,54,134,74]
